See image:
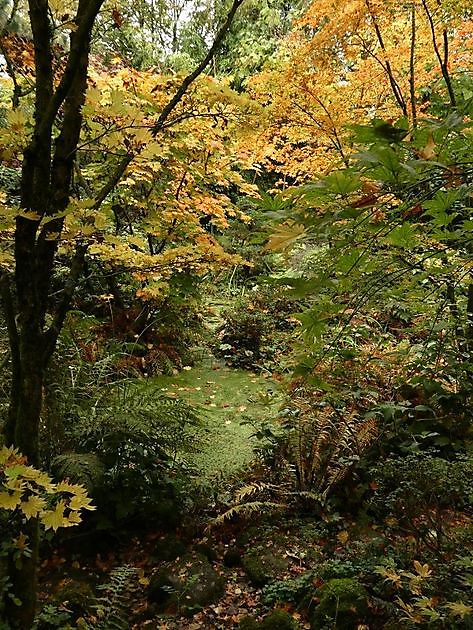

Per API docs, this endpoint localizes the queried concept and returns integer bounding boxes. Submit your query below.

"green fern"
[76,384,202,463]
[87,565,137,630]
[51,453,105,493]
[210,388,379,528]
[211,501,284,527]
[280,388,378,495]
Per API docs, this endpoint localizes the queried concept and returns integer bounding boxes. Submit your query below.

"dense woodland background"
[0,0,472,627]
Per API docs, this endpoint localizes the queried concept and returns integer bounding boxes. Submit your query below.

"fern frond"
[90,565,138,630]
[235,482,272,503]
[210,501,284,528]
[355,417,378,452]
[51,453,105,492]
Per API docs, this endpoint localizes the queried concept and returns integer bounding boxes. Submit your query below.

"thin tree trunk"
[5,519,39,629]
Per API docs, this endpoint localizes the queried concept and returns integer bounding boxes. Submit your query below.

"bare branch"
[42,244,87,362]
[421,0,456,106]
[92,0,244,210]
[0,272,20,445]
[364,0,408,117]
[93,153,134,209]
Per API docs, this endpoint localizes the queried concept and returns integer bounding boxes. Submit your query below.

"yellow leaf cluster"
[0,446,95,531]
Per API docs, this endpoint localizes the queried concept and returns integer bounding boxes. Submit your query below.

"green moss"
[311,577,368,630]
[262,609,300,629]
[242,550,288,587]
[144,367,280,480]
[53,580,96,617]
[147,553,224,614]
[238,616,261,630]
[152,534,187,562]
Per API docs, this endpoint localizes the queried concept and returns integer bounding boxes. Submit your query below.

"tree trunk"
[5,519,39,629]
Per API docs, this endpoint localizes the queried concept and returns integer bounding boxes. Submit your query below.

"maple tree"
[0,0,471,626]
[0,446,94,529]
[0,0,246,624]
[259,0,473,449]
[246,0,473,184]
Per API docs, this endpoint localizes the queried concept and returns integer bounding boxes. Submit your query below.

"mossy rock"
[238,616,261,630]
[236,525,261,547]
[147,552,225,615]
[193,542,218,562]
[53,579,96,617]
[310,577,368,630]
[262,609,300,629]
[152,534,187,562]
[223,547,242,568]
[242,549,288,587]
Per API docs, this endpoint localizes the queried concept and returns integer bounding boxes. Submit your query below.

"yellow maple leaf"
[68,494,95,512]
[413,560,432,578]
[6,108,28,130]
[20,495,46,519]
[41,501,66,531]
[446,602,473,618]
[0,491,22,510]
[56,480,86,495]
[265,222,306,252]
[62,511,83,527]
[12,532,30,552]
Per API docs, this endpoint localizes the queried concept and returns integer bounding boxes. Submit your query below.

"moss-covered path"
[148,365,280,480]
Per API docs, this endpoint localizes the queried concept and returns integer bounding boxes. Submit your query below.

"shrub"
[262,609,300,629]
[215,286,301,370]
[262,572,314,605]
[370,453,473,552]
[216,304,273,369]
[277,382,378,497]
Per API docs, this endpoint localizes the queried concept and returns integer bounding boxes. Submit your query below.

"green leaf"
[424,189,464,215]
[265,222,306,252]
[385,223,417,248]
[317,171,361,196]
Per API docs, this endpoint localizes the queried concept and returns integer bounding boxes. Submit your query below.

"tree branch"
[93,153,134,210]
[37,0,105,140]
[42,244,87,363]
[151,0,244,136]
[409,3,417,128]
[91,0,244,209]
[364,0,408,117]
[0,272,21,445]
[421,0,456,107]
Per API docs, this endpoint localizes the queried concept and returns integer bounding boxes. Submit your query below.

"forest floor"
[38,363,292,629]
[36,353,473,629]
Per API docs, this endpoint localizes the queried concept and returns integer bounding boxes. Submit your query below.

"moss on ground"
[140,366,280,480]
